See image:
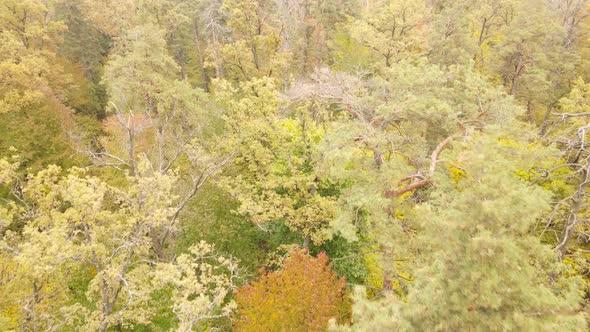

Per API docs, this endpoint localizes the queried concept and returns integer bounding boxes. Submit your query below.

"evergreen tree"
[402,133,587,330]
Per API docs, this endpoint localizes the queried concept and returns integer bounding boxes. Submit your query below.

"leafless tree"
[539,110,590,261]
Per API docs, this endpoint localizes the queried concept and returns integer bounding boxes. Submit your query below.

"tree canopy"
[2,0,590,331]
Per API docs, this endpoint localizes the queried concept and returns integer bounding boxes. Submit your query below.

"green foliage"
[329,287,399,332]
[176,183,268,274]
[329,26,372,72]
[0,104,82,171]
[218,78,336,246]
[400,132,587,330]
[316,236,369,285]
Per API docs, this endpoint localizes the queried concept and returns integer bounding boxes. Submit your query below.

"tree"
[292,61,519,229]
[331,131,587,331]
[427,0,580,128]
[208,0,290,82]
[84,22,232,260]
[233,249,346,331]
[0,157,75,330]
[3,1,590,330]
[427,0,515,66]
[541,78,590,262]
[80,0,194,39]
[217,77,336,248]
[0,158,239,331]
[479,0,579,129]
[400,132,586,330]
[0,0,70,113]
[55,0,111,119]
[347,0,428,68]
[273,0,359,74]
[154,241,239,331]
[489,0,565,96]
[182,0,228,85]
[79,0,137,37]
[286,62,523,292]
[329,287,399,332]
[100,22,190,176]
[549,0,590,49]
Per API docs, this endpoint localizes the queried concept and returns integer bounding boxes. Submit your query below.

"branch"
[385,135,458,198]
[172,152,235,222]
[552,112,590,118]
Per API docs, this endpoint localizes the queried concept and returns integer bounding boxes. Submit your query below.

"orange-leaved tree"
[233,249,348,331]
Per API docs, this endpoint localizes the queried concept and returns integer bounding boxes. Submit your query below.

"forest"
[1,0,590,330]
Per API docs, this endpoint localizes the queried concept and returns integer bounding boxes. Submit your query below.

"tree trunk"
[193,22,210,91]
[157,124,164,172]
[373,149,384,168]
[24,283,41,332]
[176,49,186,81]
[303,235,311,249]
[539,103,554,136]
[509,56,523,96]
[555,169,589,261]
[127,126,136,176]
[98,276,112,332]
[151,227,167,261]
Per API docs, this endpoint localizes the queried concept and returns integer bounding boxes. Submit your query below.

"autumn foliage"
[233,249,347,331]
